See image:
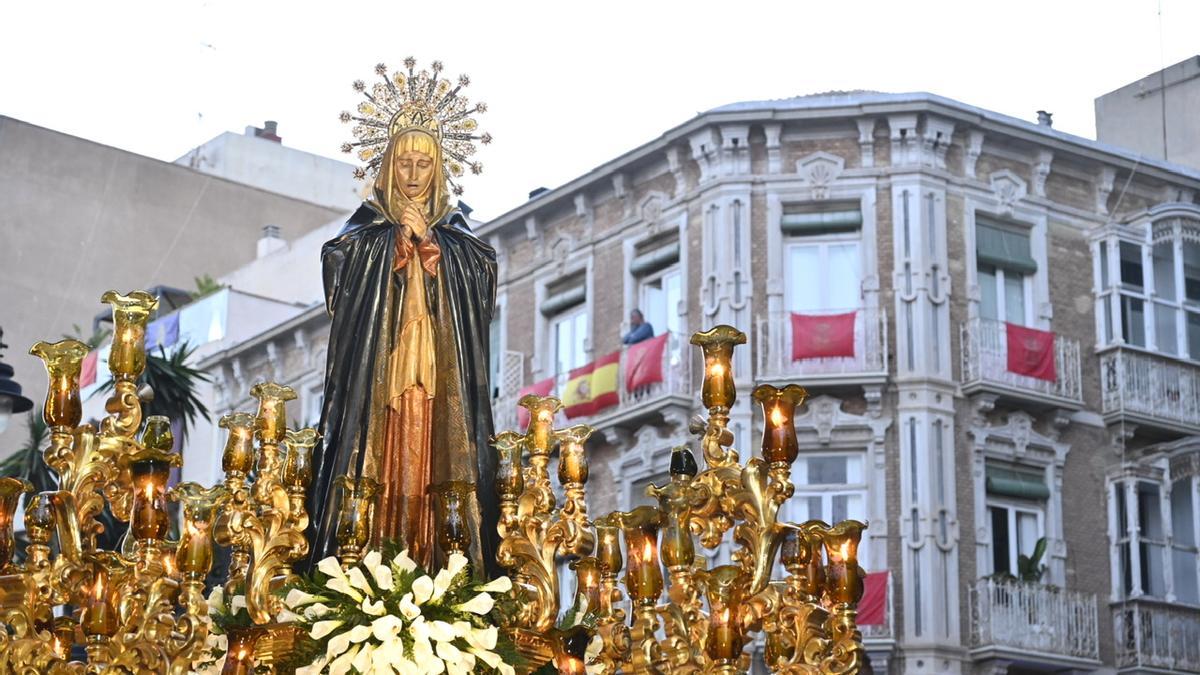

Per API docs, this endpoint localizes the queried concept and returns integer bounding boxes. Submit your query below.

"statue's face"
[394,150,435,199]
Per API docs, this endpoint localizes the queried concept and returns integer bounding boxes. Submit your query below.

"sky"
[2,0,1198,222]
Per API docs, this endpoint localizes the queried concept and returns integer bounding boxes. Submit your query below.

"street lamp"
[0,328,34,435]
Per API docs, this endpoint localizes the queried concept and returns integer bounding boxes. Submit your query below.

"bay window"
[1112,473,1200,604]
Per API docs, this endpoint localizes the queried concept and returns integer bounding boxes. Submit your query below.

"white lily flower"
[351,642,375,673]
[284,588,323,608]
[478,576,513,594]
[316,556,345,579]
[412,575,435,605]
[436,640,466,668]
[206,586,224,611]
[348,624,372,643]
[304,602,333,620]
[586,634,603,660]
[346,566,375,596]
[371,614,404,641]
[430,553,469,602]
[467,625,499,651]
[393,549,418,574]
[372,560,395,591]
[362,550,382,571]
[294,655,328,675]
[454,591,494,615]
[451,620,473,639]
[328,644,359,675]
[325,575,363,602]
[373,637,413,672]
[361,597,386,616]
[326,630,353,659]
[427,619,457,643]
[230,595,247,613]
[398,592,422,620]
[310,619,344,640]
[469,646,503,669]
[275,608,300,623]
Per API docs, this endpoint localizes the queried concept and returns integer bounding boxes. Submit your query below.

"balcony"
[1114,600,1200,673]
[960,318,1083,409]
[756,306,888,388]
[969,579,1100,668]
[1101,347,1200,436]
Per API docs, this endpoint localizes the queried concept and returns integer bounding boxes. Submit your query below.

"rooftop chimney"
[257,224,286,258]
[528,187,550,200]
[249,120,282,143]
[1036,110,1053,127]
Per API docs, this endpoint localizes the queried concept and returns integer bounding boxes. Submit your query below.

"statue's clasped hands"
[400,203,429,241]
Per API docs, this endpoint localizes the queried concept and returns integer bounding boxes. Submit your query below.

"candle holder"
[0,478,29,573]
[219,412,257,478]
[28,339,88,431]
[520,393,562,455]
[702,565,749,668]
[570,556,602,612]
[493,430,524,536]
[334,476,379,567]
[752,384,807,477]
[81,563,119,638]
[171,483,225,580]
[249,382,297,507]
[431,480,475,561]
[100,290,157,382]
[126,437,177,546]
[690,325,745,413]
[822,520,866,607]
[551,625,593,675]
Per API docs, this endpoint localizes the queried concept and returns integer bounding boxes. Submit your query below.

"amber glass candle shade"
[658,492,694,569]
[432,480,474,558]
[552,625,592,675]
[0,478,29,571]
[690,325,746,411]
[557,428,590,486]
[221,628,263,675]
[620,508,663,603]
[571,557,603,612]
[822,521,866,605]
[130,458,171,541]
[753,384,806,467]
[82,565,119,637]
[335,476,379,556]
[519,394,561,455]
[595,515,623,578]
[704,565,748,663]
[283,428,318,490]
[101,290,158,381]
[250,382,297,446]
[172,483,225,580]
[29,340,89,429]
[219,413,257,476]
[494,433,524,499]
[142,415,174,451]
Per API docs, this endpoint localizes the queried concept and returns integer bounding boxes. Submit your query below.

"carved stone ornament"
[797,151,845,200]
[989,169,1027,216]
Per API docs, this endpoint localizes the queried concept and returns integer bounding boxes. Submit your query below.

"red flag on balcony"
[517,377,555,429]
[591,351,621,414]
[625,333,668,392]
[791,311,856,360]
[1005,322,1056,382]
[563,362,597,419]
[858,571,888,626]
[80,350,98,388]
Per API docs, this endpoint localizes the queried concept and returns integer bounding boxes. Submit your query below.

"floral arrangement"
[281,547,519,675]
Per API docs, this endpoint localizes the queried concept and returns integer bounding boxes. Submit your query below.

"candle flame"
[769,404,786,427]
[163,553,176,576]
[708,362,725,378]
[93,572,105,601]
[537,410,553,423]
[52,636,64,656]
[641,537,655,562]
[840,541,852,562]
[142,481,155,500]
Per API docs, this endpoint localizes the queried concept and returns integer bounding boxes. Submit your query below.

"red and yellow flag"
[562,350,622,419]
[562,363,596,418]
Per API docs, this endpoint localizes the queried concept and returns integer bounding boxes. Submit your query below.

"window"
[1113,475,1200,603]
[1098,219,1200,357]
[976,219,1034,326]
[782,203,862,313]
[786,454,869,563]
[489,312,502,399]
[304,383,324,428]
[552,307,587,377]
[988,502,1043,576]
[640,268,682,338]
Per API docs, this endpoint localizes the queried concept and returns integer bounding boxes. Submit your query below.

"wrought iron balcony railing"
[960,318,1083,406]
[756,307,888,385]
[1101,347,1200,432]
[969,579,1099,661]
[1114,600,1200,673]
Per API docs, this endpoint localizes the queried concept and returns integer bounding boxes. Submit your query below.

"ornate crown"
[339,58,491,194]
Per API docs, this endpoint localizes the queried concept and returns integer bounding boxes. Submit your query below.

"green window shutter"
[781,209,862,235]
[630,242,680,276]
[977,219,1037,274]
[985,465,1050,500]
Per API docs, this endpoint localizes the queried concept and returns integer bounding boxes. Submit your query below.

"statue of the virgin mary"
[305,60,499,576]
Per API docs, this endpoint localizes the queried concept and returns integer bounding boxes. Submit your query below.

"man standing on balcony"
[623,309,655,345]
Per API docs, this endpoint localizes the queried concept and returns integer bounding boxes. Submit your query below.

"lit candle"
[552,626,591,675]
[822,521,866,606]
[29,340,88,429]
[619,506,663,604]
[703,565,747,663]
[100,291,157,381]
[130,458,171,541]
[752,384,807,468]
[690,325,746,411]
[219,413,257,478]
[431,480,474,559]
[176,518,213,579]
[573,558,602,612]
[82,565,118,637]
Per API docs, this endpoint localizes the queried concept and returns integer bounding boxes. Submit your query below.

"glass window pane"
[1016,511,1040,558]
[831,493,865,523]
[1154,242,1177,300]
[1123,296,1146,346]
[573,313,587,370]
[1172,480,1196,546]
[1116,485,1129,538]
[1173,549,1200,604]
[1103,299,1114,343]
[1188,313,1200,359]
[788,246,821,312]
[803,496,823,522]
[1004,272,1026,325]
[844,455,864,484]
[1121,241,1144,288]
[805,457,848,485]
[1139,483,1164,539]
[827,243,860,310]
[991,507,1011,575]
[979,266,998,321]
[1156,303,1178,355]
[1185,240,1200,302]
[663,270,682,336]
[1142,543,1166,596]
[1099,241,1110,290]
[641,278,666,336]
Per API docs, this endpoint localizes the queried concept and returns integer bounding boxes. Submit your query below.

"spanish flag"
[563,351,622,419]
